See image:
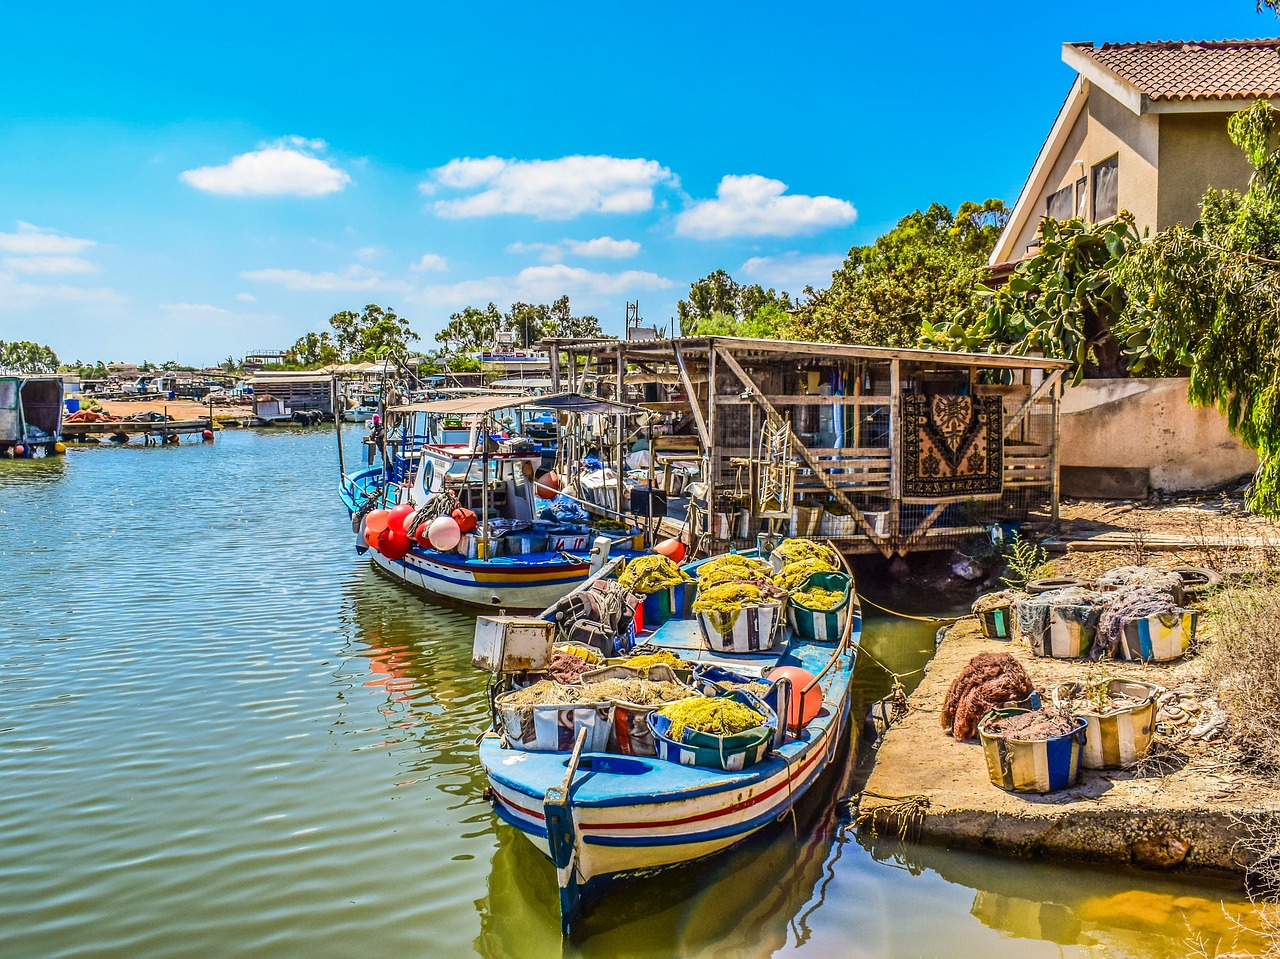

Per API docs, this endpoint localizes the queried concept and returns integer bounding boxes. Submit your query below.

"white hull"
[367,546,591,612]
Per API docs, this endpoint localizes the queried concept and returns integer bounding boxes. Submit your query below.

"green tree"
[922,213,1146,382]
[436,303,504,356]
[677,270,792,336]
[289,331,340,367]
[1118,100,1280,514]
[0,340,60,372]
[328,304,419,361]
[791,199,1007,348]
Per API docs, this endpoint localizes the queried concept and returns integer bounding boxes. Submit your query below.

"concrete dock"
[856,618,1278,877]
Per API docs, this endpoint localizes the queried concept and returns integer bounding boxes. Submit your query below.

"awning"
[388,391,641,417]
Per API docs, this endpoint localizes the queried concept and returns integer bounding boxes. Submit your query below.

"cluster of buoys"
[359,502,484,559]
[3,442,67,458]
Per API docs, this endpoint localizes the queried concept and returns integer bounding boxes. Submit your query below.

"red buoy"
[766,665,822,729]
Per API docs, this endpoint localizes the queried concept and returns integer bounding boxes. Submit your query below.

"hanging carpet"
[901,394,1003,499]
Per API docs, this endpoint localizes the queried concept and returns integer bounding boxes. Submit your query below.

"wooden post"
[549,342,561,393]
[888,359,902,553]
[1050,371,1061,524]
[332,376,345,478]
[615,343,625,522]
[707,345,718,553]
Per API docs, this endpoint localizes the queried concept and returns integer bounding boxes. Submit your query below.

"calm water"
[0,431,1259,959]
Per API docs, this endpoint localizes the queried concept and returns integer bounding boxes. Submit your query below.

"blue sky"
[0,1,1275,365]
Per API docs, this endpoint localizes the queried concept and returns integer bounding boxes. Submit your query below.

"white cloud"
[418,264,672,309]
[180,139,351,197]
[409,253,448,272]
[426,155,676,219]
[676,175,857,239]
[240,264,406,293]
[507,236,640,263]
[354,246,381,262]
[739,252,845,290]
[3,255,98,274]
[0,222,95,255]
[565,237,640,258]
[0,275,127,310]
[236,292,256,302]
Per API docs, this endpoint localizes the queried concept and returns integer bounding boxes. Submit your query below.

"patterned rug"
[901,394,1003,499]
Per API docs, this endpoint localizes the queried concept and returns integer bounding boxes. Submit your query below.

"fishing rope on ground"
[856,592,960,624]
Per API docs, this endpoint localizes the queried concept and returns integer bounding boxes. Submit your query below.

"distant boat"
[339,392,647,612]
[473,546,862,933]
[1,374,65,457]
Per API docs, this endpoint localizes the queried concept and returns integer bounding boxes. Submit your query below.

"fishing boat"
[472,543,862,933]
[1,374,65,457]
[339,392,647,612]
[341,390,380,423]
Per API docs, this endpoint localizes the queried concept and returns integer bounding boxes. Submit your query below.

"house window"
[1046,184,1074,220]
[1076,177,1088,217]
[1093,155,1119,220]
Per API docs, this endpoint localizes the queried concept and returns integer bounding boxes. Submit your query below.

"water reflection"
[0,453,67,486]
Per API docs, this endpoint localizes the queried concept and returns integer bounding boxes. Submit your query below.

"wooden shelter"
[543,335,1071,558]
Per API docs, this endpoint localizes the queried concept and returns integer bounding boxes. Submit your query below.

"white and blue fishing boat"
[339,392,646,613]
[473,546,862,933]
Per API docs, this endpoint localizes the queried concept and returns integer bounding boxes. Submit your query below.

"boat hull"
[366,545,593,613]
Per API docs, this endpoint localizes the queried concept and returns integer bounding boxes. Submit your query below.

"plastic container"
[1051,679,1157,769]
[640,583,693,628]
[978,707,1087,793]
[698,600,785,654]
[648,692,776,771]
[788,571,853,641]
[1117,612,1197,662]
[495,694,614,753]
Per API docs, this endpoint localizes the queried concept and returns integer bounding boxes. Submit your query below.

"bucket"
[1027,611,1095,659]
[790,505,822,538]
[1117,612,1197,663]
[698,600,785,654]
[788,571,852,641]
[978,605,1014,640]
[647,692,776,771]
[494,695,615,753]
[1052,680,1157,769]
[979,708,1087,793]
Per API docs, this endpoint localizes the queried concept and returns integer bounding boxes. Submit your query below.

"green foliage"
[328,304,419,362]
[677,270,792,336]
[790,200,1006,348]
[999,535,1049,589]
[435,295,602,358]
[288,331,340,367]
[923,214,1147,383]
[1117,101,1280,514]
[0,340,60,373]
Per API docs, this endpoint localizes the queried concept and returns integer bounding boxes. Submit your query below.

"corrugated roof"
[1072,38,1280,101]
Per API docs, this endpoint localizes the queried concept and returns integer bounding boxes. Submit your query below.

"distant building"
[991,39,1280,267]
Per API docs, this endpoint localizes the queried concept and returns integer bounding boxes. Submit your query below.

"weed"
[999,534,1050,590]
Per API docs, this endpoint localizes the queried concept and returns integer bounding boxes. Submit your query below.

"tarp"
[389,392,641,417]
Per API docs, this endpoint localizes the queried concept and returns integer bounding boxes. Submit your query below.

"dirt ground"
[89,397,253,423]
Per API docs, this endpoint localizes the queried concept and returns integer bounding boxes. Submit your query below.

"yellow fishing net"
[617,555,692,594]
[625,651,687,670]
[657,697,767,740]
[772,539,838,567]
[691,582,778,635]
[696,553,773,588]
[791,585,845,611]
[773,556,839,592]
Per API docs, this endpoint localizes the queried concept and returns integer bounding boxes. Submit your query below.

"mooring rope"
[856,592,961,624]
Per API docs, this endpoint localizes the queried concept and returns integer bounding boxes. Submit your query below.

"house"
[990,38,1280,267]
[991,39,1278,496]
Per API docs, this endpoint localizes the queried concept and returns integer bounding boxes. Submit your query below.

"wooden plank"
[900,503,952,552]
[713,394,891,407]
[1050,373,1062,523]
[713,345,892,556]
[700,335,1072,370]
[672,342,710,448]
[889,358,902,549]
[1001,368,1062,440]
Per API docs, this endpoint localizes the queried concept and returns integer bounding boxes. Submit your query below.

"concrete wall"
[1059,377,1257,495]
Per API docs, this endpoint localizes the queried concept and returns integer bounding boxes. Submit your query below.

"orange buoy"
[653,538,685,563]
[766,665,822,729]
[535,470,561,500]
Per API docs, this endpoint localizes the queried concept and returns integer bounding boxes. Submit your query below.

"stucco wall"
[1156,112,1254,229]
[1060,377,1257,492]
[1005,82,1159,257]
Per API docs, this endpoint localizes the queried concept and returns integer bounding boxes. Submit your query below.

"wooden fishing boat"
[474,546,862,932]
[339,392,647,613]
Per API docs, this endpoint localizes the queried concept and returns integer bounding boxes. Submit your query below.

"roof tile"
[1072,38,1280,101]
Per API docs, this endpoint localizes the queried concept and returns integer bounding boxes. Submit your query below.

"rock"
[888,557,910,581]
[951,558,984,581]
[1131,834,1190,869]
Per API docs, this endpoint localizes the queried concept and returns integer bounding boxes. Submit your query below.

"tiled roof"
[1071,38,1280,101]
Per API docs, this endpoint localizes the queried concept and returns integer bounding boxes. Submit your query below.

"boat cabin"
[0,375,65,454]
